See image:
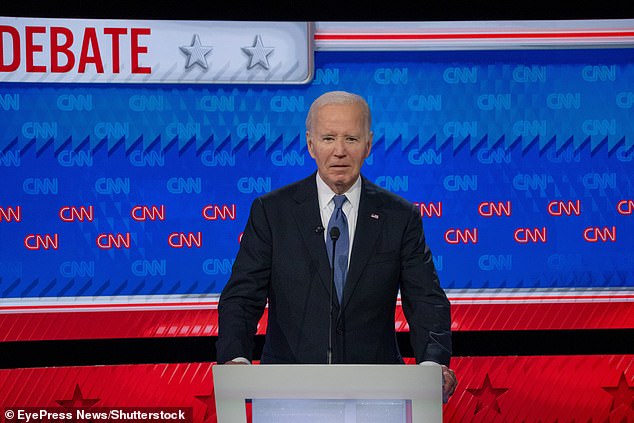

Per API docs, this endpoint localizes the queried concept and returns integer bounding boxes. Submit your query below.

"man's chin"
[321,171,356,192]
[328,168,352,178]
[331,179,354,194]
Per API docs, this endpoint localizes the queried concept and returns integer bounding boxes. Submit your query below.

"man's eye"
[346,137,359,143]
[323,137,335,143]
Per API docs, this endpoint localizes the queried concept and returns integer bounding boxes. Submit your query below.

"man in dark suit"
[217,91,457,399]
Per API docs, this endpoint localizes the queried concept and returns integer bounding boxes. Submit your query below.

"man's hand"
[222,357,250,365]
[441,365,457,402]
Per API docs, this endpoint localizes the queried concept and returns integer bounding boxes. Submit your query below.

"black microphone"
[327,226,340,364]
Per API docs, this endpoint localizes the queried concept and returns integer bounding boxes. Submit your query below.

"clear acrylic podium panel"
[213,364,442,423]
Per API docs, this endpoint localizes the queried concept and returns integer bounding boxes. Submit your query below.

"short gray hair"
[305,91,371,132]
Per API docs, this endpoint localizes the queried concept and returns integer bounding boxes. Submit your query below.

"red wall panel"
[1,356,632,422]
[2,299,633,342]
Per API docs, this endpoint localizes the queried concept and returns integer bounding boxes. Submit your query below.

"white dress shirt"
[315,172,361,262]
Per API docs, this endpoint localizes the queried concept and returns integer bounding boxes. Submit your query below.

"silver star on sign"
[242,35,274,70]
[180,34,213,69]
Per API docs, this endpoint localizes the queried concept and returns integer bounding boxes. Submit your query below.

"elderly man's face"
[306,102,373,194]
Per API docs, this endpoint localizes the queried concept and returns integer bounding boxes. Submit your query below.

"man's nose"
[333,139,347,155]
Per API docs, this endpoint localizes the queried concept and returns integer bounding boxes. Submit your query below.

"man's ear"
[364,131,374,158]
[306,131,316,158]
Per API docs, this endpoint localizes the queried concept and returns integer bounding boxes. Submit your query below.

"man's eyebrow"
[320,131,362,136]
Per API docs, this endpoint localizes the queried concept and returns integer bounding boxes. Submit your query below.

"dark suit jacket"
[217,173,451,365]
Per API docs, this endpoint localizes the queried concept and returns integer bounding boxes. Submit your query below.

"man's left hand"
[441,365,457,402]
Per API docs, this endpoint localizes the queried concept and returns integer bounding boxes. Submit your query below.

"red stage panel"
[1,300,634,341]
[0,356,632,422]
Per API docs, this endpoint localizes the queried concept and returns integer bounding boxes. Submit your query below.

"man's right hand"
[223,357,250,365]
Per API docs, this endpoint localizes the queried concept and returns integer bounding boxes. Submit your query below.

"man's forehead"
[313,105,368,126]
[314,124,368,135]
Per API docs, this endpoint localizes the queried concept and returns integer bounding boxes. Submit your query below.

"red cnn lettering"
[583,226,616,242]
[50,26,74,73]
[168,232,202,248]
[59,206,94,222]
[24,233,58,250]
[202,204,237,220]
[548,200,581,216]
[131,205,165,221]
[514,227,547,243]
[131,28,151,74]
[416,202,442,218]
[478,201,512,217]
[444,228,478,244]
[78,28,104,73]
[96,233,131,249]
[25,26,46,72]
[0,206,21,222]
[103,28,127,73]
[0,25,20,72]
[617,200,634,215]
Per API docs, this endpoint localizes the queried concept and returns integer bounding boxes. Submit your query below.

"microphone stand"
[327,226,340,365]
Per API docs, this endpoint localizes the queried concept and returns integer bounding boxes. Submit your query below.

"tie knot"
[333,195,347,210]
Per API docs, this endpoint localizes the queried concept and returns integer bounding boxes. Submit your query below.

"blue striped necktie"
[326,194,349,302]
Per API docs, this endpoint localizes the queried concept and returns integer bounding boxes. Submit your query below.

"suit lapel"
[342,177,385,310]
[291,175,332,296]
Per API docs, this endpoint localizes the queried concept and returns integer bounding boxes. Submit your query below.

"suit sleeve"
[399,204,452,366]
[216,197,272,363]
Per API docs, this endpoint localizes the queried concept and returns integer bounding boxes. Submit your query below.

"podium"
[213,364,442,423]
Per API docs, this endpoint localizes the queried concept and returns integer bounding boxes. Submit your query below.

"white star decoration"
[180,34,213,69]
[242,35,274,70]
